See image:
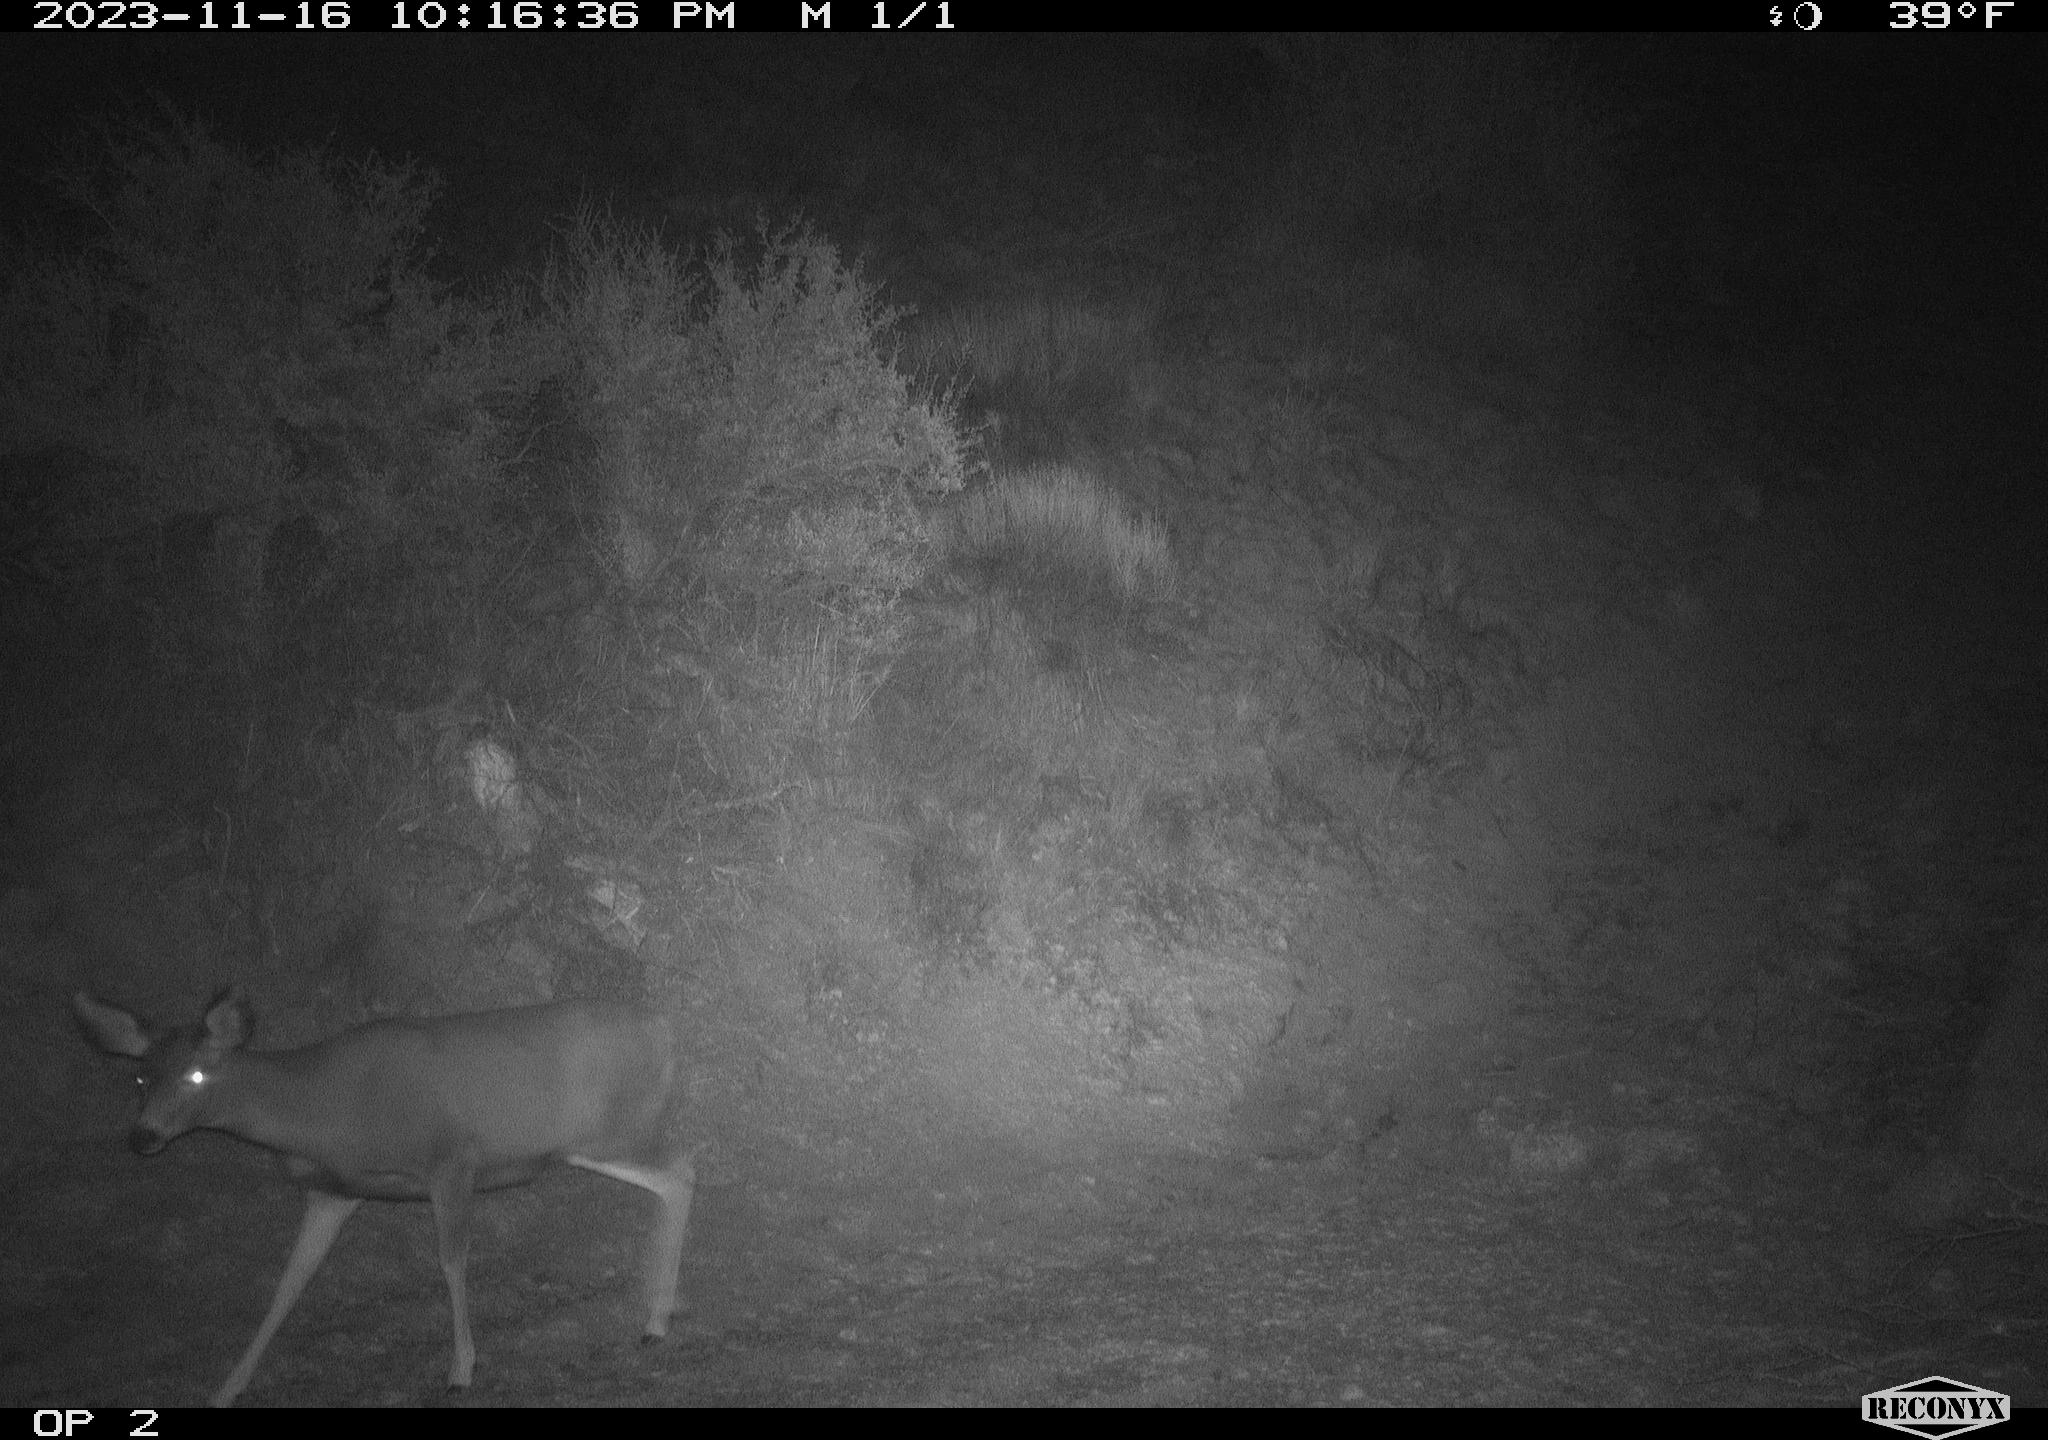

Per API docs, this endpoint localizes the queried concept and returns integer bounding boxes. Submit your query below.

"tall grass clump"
[945,462,1174,614]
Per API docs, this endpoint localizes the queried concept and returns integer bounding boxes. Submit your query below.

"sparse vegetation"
[906,293,1164,462]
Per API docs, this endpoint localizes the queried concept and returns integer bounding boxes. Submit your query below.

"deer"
[73,988,696,1406]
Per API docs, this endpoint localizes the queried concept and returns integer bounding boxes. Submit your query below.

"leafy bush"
[523,213,967,807]
[0,110,515,668]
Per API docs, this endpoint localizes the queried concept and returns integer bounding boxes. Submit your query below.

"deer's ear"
[200,989,255,1048]
[74,993,155,1059]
